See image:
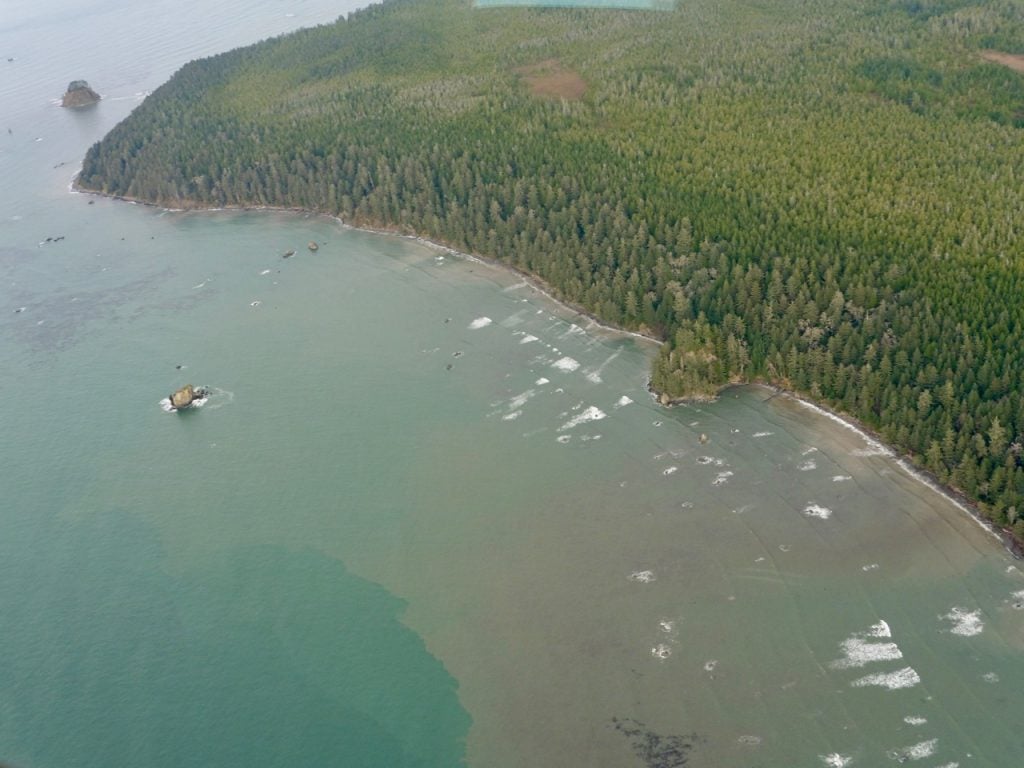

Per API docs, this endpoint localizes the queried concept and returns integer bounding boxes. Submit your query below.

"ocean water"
[2,3,1024,768]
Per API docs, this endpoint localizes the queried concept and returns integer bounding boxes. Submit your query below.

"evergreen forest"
[78,0,1024,538]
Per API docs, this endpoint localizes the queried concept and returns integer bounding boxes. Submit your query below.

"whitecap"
[943,607,984,637]
[556,435,571,444]
[888,738,937,761]
[798,459,817,471]
[558,406,606,432]
[585,371,602,383]
[804,503,833,520]
[703,660,718,672]
[502,411,522,421]
[651,644,672,660]
[630,570,655,583]
[752,431,774,438]
[903,716,927,726]
[867,620,892,637]
[535,377,550,385]
[851,666,920,690]
[712,471,733,486]
[260,269,271,275]
[468,316,492,329]
[159,397,175,413]
[832,475,853,482]
[658,620,675,633]
[820,754,853,768]
[862,563,880,572]
[680,501,694,509]
[615,395,634,408]
[982,671,999,683]
[520,334,539,344]
[508,389,536,410]
[663,466,678,476]
[552,356,580,372]
[830,637,902,669]
[696,456,724,466]
[250,300,261,307]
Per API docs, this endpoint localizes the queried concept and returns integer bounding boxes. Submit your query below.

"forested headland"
[78,0,1024,539]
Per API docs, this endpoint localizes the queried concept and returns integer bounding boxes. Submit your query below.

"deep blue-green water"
[2,3,1023,768]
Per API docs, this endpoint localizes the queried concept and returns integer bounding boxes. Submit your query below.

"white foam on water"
[651,644,672,660]
[585,371,602,383]
[752,431,774,438]
[862,563,880,571]
[889,739,938,761]
[520,334,539,344]
[502,411,522,421]
[830,637,902,669]
[159,397,175,413]
[832,475,853,482]
[663,466,678,476]
[982,671,999,683]
[556,435,572,444]
[798,459,818,471]
[508,389,536,410]
[696,456,725,466]
[943,607,984,636]
[192,280,208,289]
[903,716,927,726]
[250,300,261,307]
[680,501,694,509]
[552,356,580,372]
[614,395,634,408]
[867,620,892,637]
[703,659,718,672]
[820,754,853,768]
[802,446,819,455]
[652,420,663,427]
[579,434,602,441]
[468,316,492,329]
[933,764,959,768]
[260,269,271,275]
[658,620,675,633]
[712,471,734,486]
[778,544,792,552]
[1013,589,1024,600]
[535,377,550,386]
[804,503,833,520]
[630,570,655,583]
[558,406,607,432]
[851,666,920,690]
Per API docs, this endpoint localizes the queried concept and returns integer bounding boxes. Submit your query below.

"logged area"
[79,0,1024,535]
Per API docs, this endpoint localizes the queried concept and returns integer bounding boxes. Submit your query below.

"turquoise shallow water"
[3,3,1024,768]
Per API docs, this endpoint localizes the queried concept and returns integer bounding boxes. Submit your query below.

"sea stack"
[61,80,100,108]
[307,241,319,251]
[167,382,197,409]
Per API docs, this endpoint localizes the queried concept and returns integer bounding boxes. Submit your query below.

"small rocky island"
[61,80,100,108]
[169,384,208,410]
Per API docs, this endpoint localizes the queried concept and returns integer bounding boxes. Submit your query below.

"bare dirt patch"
[515,59,587,100]
[980,50,1024,74]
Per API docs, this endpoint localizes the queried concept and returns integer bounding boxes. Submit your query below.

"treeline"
[79,0,1024,535]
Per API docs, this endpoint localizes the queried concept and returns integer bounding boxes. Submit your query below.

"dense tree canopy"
[79,0,1024,536]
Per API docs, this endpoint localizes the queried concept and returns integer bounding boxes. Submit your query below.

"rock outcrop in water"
[61,80,101,108]
[169,384,207,409]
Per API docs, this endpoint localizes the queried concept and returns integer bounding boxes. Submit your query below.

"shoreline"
[72,180,1023,558]
[747,382,1024,559]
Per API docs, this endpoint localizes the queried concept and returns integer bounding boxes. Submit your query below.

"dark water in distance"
[2,2,1023,767]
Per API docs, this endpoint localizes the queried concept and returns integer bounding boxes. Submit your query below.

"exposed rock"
[283,249,295,258]
[699,433,709,444]
[61,80,100,108]
[307,241,319,251]
[169,384,208,410]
